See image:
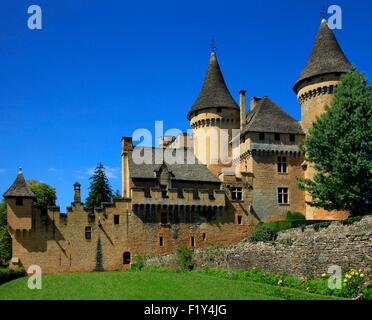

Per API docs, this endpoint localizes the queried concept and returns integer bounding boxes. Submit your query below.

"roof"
[241,97,304,135]
[3,168,36,198]
[128,148,221,183]
[187,52,238,119]
[294,19,352,92]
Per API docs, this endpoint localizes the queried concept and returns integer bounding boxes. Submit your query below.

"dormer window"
[16,198,23,206]
[275,133,280,141]
[290,134,295,142]
[259,133,265,141]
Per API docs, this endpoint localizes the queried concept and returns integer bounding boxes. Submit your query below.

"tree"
[298,69,372,216]
[27,180,57,213]
[85,163,113,213]
[0,198,11,266]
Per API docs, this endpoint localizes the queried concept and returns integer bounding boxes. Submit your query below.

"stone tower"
[294,19,352,219]
[3,168,36,267]
[294,19,352,133]
[188,51,240,171]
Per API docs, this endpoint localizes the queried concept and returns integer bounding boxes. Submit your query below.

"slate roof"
[187,52,238,119]
[128,148,221,183]
[294,19,352,92]
[241,97,304,135]
[3,168,35,198]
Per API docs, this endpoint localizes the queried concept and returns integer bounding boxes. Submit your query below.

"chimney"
[239,90,246,130]
[121,136,133,198]
[250,96,262,111]
[73,182,81,203]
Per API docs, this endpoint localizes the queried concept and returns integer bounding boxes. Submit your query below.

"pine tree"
[85,163,113,213]
[298,69,372,216]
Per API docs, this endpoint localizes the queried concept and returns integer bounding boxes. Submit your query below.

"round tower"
[188,51,240,168]
[294,19,352,133]
[294,19,352,219]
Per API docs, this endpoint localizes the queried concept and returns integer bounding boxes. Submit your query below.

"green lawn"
[0,270,343,300]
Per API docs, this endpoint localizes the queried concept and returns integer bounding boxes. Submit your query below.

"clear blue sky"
[0,0,371,210]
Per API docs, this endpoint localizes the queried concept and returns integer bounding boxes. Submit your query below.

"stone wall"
[145,215,372,277]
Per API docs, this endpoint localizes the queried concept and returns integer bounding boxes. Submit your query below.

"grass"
[0,270,343,300]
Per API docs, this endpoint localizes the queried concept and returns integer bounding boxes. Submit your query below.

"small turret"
[3,168,35,231]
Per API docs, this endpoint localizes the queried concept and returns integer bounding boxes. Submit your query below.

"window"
[202,233,207,241]
[160,211,168,224]
[277,156,287,173]
[85,226,92,240]
[123,252,131,265]
[159,236,164,247]
[231,187,243,201]
[15,198,23,206]
[274,133,280,141]
[114,215,120,225]
[237,216,242,225]
[217,107,222,113]
[259,132,265,140]
[278,187,289,204]
[160,184,168,198]
[190,236,195,247]
[290,134,295,142]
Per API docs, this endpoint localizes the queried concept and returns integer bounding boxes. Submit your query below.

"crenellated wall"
[8,189,256,273]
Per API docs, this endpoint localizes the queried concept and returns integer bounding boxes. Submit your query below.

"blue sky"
[0,0,371,210]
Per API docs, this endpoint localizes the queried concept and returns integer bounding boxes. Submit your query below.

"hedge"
[0,268,25,286]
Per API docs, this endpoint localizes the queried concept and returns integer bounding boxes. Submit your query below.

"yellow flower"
[360,274,364,278]
[321,273,327,278]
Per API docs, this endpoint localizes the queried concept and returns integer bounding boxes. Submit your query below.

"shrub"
[249,223,277,242]
[176,247,193,271]
[130,254,146,271]
[0,226,11,267]
[341,269,371,300]
[285,211,306,228]
[0,268,25,286]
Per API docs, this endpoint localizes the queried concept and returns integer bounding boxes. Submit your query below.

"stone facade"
[145,216,372,277]
[7,184,258,273]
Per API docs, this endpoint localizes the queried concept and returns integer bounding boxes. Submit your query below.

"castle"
[4,19,353,273]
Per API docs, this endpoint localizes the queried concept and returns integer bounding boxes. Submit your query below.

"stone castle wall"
[145,215,372,277]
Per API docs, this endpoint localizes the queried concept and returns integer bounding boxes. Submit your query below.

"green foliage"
[197,267,371,300]
[0,199,11,267]
[249,222,278,242]
[0,199,6,227]
[285,211,306,227]
[341,269,370,300]
[27,180,57,213]
[85,163,113,213]
[176,247,194,271]
[298,69,372,216]
[130,254,146,271]
[0,268,25,286]
[249,211,306,242]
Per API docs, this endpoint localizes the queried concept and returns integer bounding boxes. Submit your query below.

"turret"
[3,168,35,231]
[295,19,352,219]
[188,51,240,166]
[294,19,352,133]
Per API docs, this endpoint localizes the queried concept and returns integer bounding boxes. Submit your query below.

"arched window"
[123,252,131,265]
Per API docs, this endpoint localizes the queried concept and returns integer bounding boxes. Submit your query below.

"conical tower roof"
[3,168,35,198]
[293,19,352,93]
[187,51,238,120]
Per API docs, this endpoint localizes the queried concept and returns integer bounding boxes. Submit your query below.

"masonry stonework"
[145,216,372,277]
